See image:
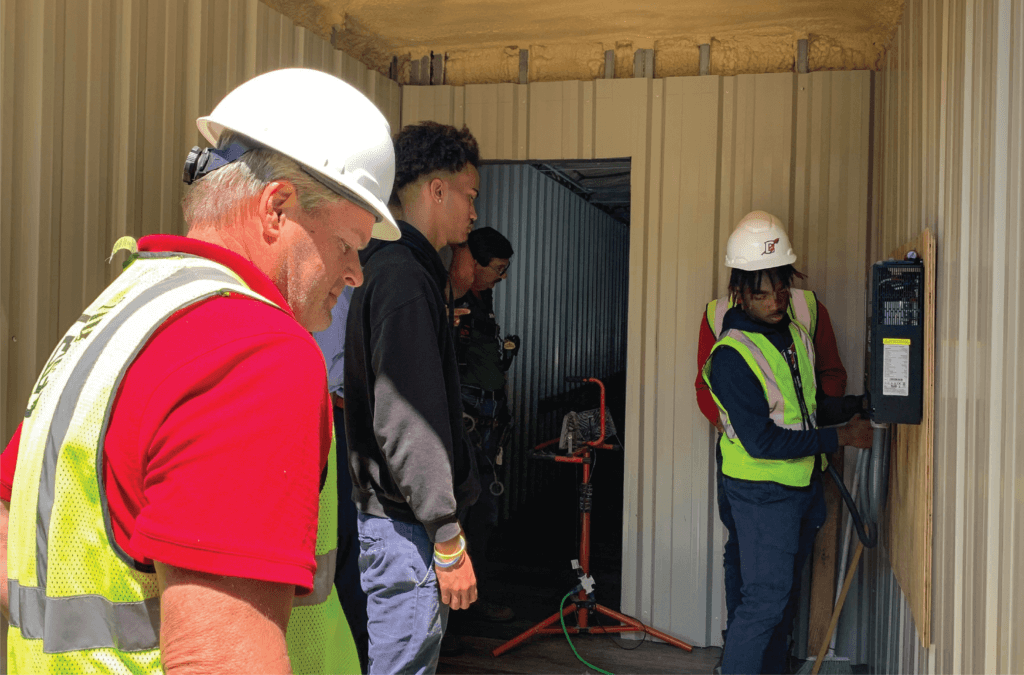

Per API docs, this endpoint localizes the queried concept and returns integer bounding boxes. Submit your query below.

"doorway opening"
[447,158,632,651]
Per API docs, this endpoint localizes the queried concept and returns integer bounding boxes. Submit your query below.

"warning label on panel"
[882,338,911,397]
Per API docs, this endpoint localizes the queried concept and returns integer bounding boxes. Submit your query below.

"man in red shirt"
[694,211,849,661]
[1,68,399,674]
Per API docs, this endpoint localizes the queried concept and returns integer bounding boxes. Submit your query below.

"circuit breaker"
[868,260,925,424]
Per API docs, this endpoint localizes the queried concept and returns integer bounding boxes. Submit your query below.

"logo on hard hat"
[763,238,780,255]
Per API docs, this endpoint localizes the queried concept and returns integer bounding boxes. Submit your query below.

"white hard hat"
[196,68,400,241]
[724,210,797,271]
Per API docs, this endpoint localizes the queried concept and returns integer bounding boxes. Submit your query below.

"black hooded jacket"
[344,221,480,543]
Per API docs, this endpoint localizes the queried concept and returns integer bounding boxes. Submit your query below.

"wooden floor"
[436,560,720,675]
[439,634,721,675]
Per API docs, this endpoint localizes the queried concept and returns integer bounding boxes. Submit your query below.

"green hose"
[559,591,615,675]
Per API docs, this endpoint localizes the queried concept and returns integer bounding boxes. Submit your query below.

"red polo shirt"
[2,235,331,593]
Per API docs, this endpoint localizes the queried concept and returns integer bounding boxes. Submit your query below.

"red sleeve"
[128,327,331,593]
[814,301,848,397]
[695,311,721,426]
[1,423,23,502]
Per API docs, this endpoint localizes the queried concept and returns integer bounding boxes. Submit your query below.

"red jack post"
[491,377,693,658]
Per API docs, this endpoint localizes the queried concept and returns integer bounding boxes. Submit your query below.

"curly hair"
[393,122,480,195]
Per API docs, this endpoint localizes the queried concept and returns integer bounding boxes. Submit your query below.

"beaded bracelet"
[434,553,463,569]
[433,534,466,568]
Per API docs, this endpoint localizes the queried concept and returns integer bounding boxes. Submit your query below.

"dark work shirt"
[455,290,505,391]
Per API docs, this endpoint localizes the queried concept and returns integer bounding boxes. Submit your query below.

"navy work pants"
[716,445,743,644]
[720,475,826,675]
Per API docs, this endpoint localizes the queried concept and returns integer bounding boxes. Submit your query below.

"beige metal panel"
[794,71,872,389]
[611,77,658,630]
[403,70,872,649]
[1004,8,1024,672]
[716,73,799,295]
[0,0,404,447]
[463,85,502,159]
[658,75,724,646]
[525,80,594,160]
[872,0,1024,672]
[3,0,67,446]
[526,81,566,158]
[402,85,466,131]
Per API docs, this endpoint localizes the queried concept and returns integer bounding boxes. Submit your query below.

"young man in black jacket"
[344,121,482,674]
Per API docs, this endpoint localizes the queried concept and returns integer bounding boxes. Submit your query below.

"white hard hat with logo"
[724,210,797,271]
[193,68,400,241]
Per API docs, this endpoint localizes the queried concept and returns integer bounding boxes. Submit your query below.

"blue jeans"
[333,406,369,671]
[357,513,448,675]
[721,476,826,675]
[716,445,742,644]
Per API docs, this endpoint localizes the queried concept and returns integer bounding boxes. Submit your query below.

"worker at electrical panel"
[344,121,482,674]
[0,68,399,674]
[447,227,520,625]
[701,213,874,675]
[694,210,851,654]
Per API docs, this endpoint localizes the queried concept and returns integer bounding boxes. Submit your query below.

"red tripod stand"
[492,377,693,657]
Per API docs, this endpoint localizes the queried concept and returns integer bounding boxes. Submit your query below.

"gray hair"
[181,131,339,227]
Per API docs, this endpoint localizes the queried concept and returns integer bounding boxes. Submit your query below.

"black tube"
[868,426,886,524]
[826,463,877,548]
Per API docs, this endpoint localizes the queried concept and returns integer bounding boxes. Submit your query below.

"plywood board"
[885,228,935,647]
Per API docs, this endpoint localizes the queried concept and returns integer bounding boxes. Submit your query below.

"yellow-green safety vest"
[705,288,818,341]
[702,321,826,487]
[7,251,357,674]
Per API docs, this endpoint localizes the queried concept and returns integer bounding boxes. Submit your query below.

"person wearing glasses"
[448,227,520,625]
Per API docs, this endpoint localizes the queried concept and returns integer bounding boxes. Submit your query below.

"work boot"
[439,633,465,658]
[712,644,724,675]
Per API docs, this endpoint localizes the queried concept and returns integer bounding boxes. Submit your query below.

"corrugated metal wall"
[473,164,629,514]
[0,0,400,446]
[866,0,1024,672]
[404,72,872,647]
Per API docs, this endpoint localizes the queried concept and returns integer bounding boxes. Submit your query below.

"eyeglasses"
[487,262,509,277]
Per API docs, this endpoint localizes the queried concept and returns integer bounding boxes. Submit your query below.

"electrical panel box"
[868,260,925,424]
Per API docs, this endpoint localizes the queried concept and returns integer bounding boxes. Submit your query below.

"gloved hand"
[839,394,868,421]
[816,392,868,426]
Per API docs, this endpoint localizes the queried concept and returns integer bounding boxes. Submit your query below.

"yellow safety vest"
[7,251,356,674]
[705,289,819,341]
[702,321,826,487]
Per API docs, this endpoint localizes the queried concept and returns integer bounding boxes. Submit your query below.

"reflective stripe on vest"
[7,253,344,672]
[701,321,826,487]
[705,289,818,340]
